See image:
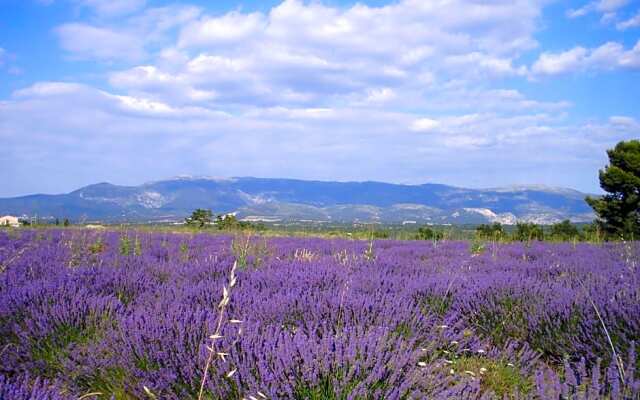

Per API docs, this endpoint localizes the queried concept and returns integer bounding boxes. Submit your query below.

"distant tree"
[476,223,505,240]
[513,222,544,242]
[216,214,240,230]
[550,219,581,241]
[372,230,390,239]
[582,222,603,242]
[415,226,443,240]
[586,140,640,239]
[185,209,213,228]
[214,214,265,231]
[63,218,70,227]
[253,223,267,232]
[55,218,60,226]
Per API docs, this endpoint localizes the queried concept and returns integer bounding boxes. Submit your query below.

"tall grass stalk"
[198,261,239,400]
[578,278,625,385]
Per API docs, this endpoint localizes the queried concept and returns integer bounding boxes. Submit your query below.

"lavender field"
[1,229,639,399]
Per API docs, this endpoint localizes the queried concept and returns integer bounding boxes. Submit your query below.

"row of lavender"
[0,229,638,399]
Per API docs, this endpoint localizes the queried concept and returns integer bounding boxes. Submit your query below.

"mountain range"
[0,177,597,225]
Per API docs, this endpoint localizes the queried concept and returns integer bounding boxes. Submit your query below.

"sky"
[0,0,639,197]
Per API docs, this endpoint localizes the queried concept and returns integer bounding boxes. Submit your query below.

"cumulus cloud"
[617,11,640,29]
[531,40,640,76]
[2,75,638,196]
[609,115,640,128]
[531,47,589,75]
[178,12,265,47]
[567,0,631,19]
[55,5,201,63]
[104,0,541,111]
[410,118,440,132]
[5,0,640,196]
[79,0,147,17]
[56,23,146,62]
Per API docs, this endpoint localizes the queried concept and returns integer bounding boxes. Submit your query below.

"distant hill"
[0,177,596,224]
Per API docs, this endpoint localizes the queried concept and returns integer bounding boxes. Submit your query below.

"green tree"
[586,140,640,239]
[476,223,505,240]
[216,214,240,230]
[185,209,213,228]
[415,226,443,240]
[513,222,544,242]
[63,218,70,227]
[550,219,581,241]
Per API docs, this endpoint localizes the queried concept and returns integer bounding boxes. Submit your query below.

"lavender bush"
[0,229,638,399]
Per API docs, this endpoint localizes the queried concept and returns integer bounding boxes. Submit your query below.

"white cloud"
[5,0,639,196]
[109,65,217,104]
[410,118,440,132]
[567,0,630,19]
[531,47,588,75]
[567,5,592,18]
[56,23,146,62]
[531,40,640,76]
[609,115,640,128]
[3,78,638,196]
[54,5,201,63]
[617,11,640,29]
[104,0,542,112]
[178,12,265,47]
[365,88,397,104]
[596,0,630,12]
[79,0,147,17]
[14,82,87,97]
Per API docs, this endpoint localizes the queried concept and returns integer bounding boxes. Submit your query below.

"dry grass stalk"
[198,261,239,400]
[578,278,626,385]
[294,248,317,262]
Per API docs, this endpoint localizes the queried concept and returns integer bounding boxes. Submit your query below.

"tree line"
[416,139,639,242]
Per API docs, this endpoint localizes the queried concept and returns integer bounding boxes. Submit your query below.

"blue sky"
[1,0,639,197]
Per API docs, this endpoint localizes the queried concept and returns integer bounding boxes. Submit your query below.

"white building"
[0,216,20,227]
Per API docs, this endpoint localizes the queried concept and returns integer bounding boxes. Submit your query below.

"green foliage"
[472,296,529,346]
[470,240,486,255]
[415,226,443,240]
[119,235,132,256]
[550,219,581,241]
[31,313,110,378]
[63,218,70,227]
[31,324,87,376]
[231,234,270,269]
[215,214,266,231]
[586,139,640,239]
[216,214,242,230]
[512,222,544,242]
[88,237,105,254]
[476,223,505,240]
[75,366,134,400]
[185,208,213,228]
[418,292,454,316]
[452,356,533,398]
[371,230,389,239]
[293,369,385,400]
[391,321,413,339]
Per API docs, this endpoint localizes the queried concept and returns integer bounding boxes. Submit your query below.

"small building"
[0,216,20,227]
[85,224,106,230]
